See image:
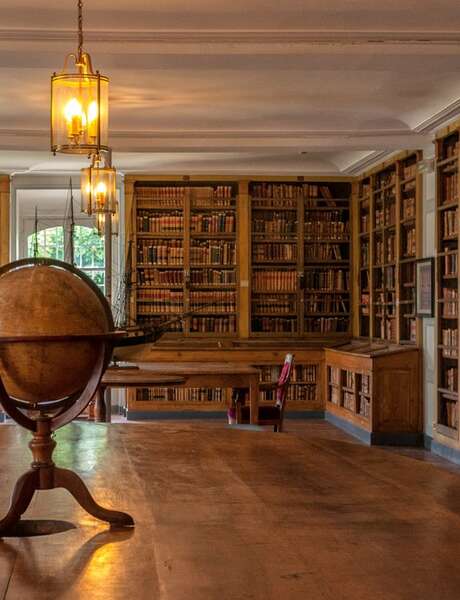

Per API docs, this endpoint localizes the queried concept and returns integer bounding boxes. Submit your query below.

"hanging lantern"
[50,1,109,155]
[81,153,117,216]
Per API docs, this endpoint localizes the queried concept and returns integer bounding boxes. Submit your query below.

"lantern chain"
[77,0,83,59]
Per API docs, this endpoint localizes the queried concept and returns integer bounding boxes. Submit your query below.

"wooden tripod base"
[0,419,134,535]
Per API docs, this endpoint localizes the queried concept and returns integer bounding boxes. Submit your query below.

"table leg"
[94,385,108,423]
[249,375,259,425]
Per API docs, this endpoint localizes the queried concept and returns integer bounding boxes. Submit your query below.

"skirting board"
[125,410,325,421]
[325,412,423,446]
[430,440,460,465]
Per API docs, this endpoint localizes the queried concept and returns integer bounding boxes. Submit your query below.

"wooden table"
[94,372,186,422]
[96,362,261,425]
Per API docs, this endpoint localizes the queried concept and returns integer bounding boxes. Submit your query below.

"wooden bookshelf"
[125,358,322,417]
[354,151,423,344]
[131,181,239,337]
[434,122,460,443]
[325,341,421,444]
[249,181,352,337]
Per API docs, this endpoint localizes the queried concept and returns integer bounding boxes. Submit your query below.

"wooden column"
[0,176,10,266]
[351,180,360,337]
[238,180,250,338]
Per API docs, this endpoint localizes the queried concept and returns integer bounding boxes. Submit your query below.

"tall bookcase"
[355,151,422,345]
[434,123,459,440]
[249,181,352,337]
[132,181,239,337]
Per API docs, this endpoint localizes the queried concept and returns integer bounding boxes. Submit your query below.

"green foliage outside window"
[27,225,105,292]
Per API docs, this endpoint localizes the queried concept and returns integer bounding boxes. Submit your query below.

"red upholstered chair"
[229,354,294,432]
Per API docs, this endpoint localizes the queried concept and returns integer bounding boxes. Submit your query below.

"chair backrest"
[276,353,294,411]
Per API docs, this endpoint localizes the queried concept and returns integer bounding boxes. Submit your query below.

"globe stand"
[0,417,134,535]
[0,339,134,536]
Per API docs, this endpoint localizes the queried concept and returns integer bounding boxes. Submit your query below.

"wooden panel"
[238,180,250,338]
[375,368,418,432]
[0,176,9,266]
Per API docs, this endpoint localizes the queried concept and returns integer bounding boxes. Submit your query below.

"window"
[73,226,105,291]
[27,226,64,261]
[27,225,105,292]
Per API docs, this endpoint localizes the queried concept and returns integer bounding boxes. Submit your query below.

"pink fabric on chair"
[276,353,294,408]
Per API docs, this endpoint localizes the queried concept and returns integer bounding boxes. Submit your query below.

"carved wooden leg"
[0,469,39,534]
[93,386,105,422]
[53,467,134,527]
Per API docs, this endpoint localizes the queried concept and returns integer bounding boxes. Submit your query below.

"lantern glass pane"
[51,73,108,154]
[80,167,92,214]
[91,167,116,213]
[80,166,117,215]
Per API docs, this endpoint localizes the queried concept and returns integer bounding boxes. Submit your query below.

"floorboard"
[0,420,460,599]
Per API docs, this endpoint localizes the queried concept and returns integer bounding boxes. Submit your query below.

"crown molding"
[0,127,426,156]
[342,151,392,176]
[343,96,460,175]
[1,28,460,46]
[0,127,423,140]
[414,98,460,133]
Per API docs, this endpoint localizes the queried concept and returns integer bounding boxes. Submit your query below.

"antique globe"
[0,258,113,405]
[0,258,134,534]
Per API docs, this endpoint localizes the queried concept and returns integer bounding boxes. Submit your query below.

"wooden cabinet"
[325,341,421,445]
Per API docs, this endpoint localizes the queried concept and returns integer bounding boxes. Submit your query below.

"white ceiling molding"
[2,29,460,56]
[2,29,460,45]
[341,151,392,176]
[0,127,428,152]
[343,96,460,175]
[414,98,460,134]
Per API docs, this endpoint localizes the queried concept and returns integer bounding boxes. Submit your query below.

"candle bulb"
[95,181,107,211]
[64,98,84,139]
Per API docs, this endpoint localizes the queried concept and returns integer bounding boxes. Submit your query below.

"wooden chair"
[230,354,294,432]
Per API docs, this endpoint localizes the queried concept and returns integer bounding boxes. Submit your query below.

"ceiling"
[1,0,460,176]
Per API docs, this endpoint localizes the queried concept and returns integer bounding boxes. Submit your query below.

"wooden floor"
[1,420,460,599]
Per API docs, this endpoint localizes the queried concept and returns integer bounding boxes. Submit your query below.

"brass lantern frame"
[50,1,109,155]
[81,151,117,216]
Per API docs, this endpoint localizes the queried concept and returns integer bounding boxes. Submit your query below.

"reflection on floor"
[1,419,460,600]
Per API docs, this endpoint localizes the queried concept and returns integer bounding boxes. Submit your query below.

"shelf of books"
[249,181,352,337]
[124,359,323,417]
[256,363,318,404]
[435,125,459,440]
[132,181,239,337]
[355,151,422,344]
